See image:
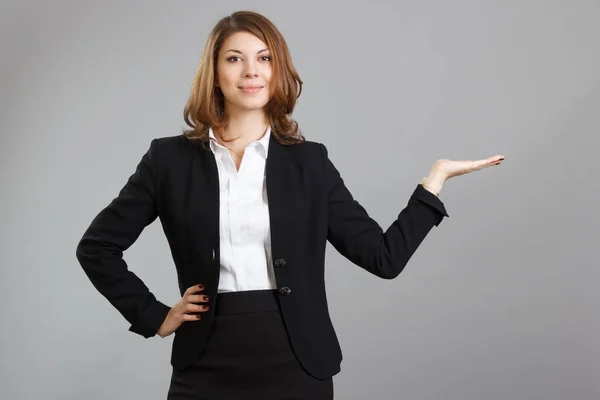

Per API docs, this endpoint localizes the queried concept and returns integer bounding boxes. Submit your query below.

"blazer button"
[274,258,286,268]
[279,287,292,296]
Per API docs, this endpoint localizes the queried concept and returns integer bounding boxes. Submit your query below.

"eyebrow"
[224,48,270,55]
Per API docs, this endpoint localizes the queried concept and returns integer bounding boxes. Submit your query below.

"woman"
[75,10,504,400]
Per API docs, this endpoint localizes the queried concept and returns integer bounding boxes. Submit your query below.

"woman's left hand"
[432,154,505,181]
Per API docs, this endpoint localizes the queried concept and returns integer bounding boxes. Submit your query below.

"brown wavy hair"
[182,10,305,149]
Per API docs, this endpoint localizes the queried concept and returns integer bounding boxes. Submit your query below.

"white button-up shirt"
[208,126,276,293]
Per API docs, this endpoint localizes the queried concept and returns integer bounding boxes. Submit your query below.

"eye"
[226,55,271,62]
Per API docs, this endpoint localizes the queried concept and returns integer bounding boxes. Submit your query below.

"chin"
[237,100,270,111]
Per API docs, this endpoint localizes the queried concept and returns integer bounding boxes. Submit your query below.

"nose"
[243,60,258,78]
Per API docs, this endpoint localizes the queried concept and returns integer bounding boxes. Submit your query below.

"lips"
[240,86,263,93]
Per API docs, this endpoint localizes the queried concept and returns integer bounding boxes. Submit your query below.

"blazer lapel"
[265,135,308,262]
[200,146,220,249]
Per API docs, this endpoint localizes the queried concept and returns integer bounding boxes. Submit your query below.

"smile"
[240,87,263,94]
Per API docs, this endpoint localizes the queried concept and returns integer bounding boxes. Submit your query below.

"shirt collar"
[208,126,271,158]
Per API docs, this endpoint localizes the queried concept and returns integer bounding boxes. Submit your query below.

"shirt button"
[279,287,292,296]
[274,258,286,268]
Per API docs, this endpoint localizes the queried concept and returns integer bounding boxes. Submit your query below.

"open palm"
[434,155,505,180]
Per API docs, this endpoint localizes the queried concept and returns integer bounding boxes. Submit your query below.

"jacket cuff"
[128,298,171,339]
[411,184,450,225]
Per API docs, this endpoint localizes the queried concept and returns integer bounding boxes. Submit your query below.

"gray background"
[1,1,598,399]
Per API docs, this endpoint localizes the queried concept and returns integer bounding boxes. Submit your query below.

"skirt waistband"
[214,289,280,316]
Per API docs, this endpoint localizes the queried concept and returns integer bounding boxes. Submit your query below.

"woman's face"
[216,31,273,115]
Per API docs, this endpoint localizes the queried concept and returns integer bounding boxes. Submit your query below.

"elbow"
[374,239,411,279]
[378,268,404,280]
[75,236,100,267]
[75,238,89,269]
[75,239,84,262]
[376,257,409,280]
[75,234,91,261]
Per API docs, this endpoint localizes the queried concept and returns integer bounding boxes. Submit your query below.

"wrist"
[420,175,445,196]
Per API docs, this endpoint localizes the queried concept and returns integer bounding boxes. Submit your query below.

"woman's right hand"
[157,284,210,338]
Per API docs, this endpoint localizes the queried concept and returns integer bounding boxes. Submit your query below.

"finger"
[478,157,503,168]
[186,283,205,295]
[486,155,504,164]
[182,313,202,321]
[186,302,210,312]
[469,159,490,170]
[188,294,210,303]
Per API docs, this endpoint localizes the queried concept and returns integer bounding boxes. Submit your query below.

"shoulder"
[154,134,197,151]
[146,134,210,160]
[283,139,328,164]
[286,139,322,154]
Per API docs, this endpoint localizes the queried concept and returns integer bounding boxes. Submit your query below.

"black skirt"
[167,289,334,400]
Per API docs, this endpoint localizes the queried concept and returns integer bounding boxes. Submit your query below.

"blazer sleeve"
[75,138,171,338]
[320,143,450,279]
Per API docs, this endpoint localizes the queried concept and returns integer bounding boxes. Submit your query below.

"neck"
[219,108,269,145]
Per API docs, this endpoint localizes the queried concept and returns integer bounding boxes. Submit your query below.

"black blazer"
[75,133,449,379]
